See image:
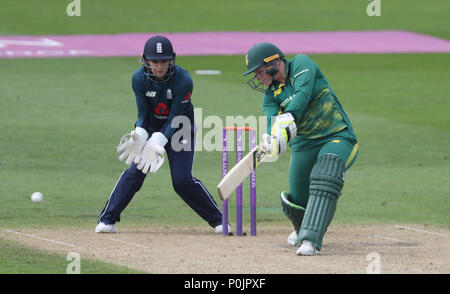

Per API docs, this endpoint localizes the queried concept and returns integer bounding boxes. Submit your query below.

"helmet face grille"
[246,75,267,92]
[141,56,176,83]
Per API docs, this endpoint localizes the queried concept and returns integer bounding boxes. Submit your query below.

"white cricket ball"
[31,192,44,203]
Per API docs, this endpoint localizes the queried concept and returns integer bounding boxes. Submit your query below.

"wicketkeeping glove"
[117,127,148,165]
[270,112,297,154]
[136,132,167,174]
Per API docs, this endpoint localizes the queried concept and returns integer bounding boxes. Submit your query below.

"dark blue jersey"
[131,65,194,139]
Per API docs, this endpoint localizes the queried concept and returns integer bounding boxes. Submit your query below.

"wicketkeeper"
[95,36,227,234]
[244,43,359,255]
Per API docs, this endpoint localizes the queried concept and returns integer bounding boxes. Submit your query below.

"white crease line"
[394,225,449,238]
[375,234,408,243]
[3,229,79,248]
[108,237,150,249]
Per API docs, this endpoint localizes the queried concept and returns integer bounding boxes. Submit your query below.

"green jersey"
[262,54,357,151]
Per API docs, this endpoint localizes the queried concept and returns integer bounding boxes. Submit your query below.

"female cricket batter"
[244,43,359,255]
[95,36,226,234]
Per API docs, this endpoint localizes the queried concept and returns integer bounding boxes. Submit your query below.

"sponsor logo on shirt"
[280,94,295,109]
[181,91,192,104]
[154,102,170,119]
[146,91,157,98]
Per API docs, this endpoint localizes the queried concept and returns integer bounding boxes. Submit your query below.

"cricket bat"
[217,145,267,201]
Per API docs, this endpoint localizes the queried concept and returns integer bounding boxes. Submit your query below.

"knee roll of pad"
[309,154,345,198]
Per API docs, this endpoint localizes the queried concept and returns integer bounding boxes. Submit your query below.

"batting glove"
[260,133,281,162]
[271,112,297,153]
[117,127,148,165]
[136,132,167,174]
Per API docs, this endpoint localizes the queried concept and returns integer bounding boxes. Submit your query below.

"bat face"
[217,146,266,201]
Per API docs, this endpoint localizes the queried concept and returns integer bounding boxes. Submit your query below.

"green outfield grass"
[1,54,449,231]
[0,0,449,39]
[0,237,144,273]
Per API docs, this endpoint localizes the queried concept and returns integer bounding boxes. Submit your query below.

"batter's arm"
[262,92,281,133]
[283,55,317,121]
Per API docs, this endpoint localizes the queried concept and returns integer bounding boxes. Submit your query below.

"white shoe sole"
[296,249,320,256]
[287,231,298,246]
[95,223,115,233]
[214,224,232,234]
[296,241,320,255]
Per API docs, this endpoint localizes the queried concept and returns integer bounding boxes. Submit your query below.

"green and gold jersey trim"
[345,142,359,169]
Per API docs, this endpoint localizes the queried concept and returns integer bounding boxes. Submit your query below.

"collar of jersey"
[269,58,292,94]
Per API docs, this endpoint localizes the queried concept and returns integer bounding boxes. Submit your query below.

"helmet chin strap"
[265,59,279,77]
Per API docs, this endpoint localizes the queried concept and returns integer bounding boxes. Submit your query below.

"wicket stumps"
[222,126,257,236]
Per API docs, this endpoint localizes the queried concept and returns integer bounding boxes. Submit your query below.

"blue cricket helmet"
[142,35,175,61]
[141,35,176,82]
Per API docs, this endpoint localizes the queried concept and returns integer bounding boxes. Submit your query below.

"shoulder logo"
[181,91,192,103]
[146,91,157,97]
[294,69,310,78]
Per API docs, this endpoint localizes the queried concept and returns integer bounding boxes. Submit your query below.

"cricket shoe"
[214,224,231,234]
[287,230,298,246]
[95,222,115,233]
[296,240,320,256]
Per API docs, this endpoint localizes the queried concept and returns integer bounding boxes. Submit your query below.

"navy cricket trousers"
[98,130,223,228]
